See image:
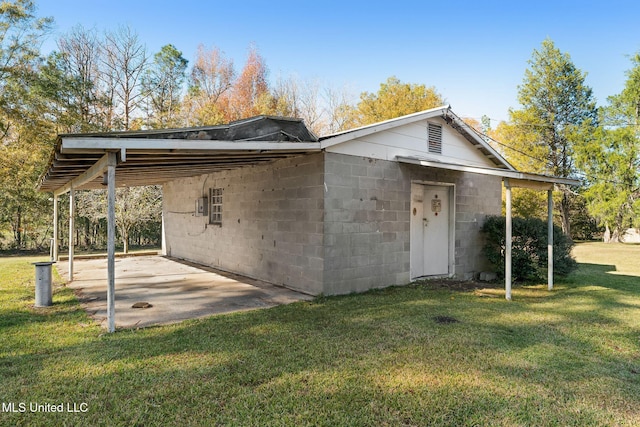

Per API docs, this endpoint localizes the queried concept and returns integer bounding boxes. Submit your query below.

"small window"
[209,188,223,225]
[428,123,443,154]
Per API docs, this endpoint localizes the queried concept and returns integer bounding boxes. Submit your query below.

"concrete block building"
[39,106,576,298]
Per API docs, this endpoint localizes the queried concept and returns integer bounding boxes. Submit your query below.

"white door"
[410,183,451,279]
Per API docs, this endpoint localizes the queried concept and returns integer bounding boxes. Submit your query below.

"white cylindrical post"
[107,153,117,333]
[52,196,59,262]
[161,208,167,256]
[505,179,512,301]
[548,189,554,291]
[68,188,74,281]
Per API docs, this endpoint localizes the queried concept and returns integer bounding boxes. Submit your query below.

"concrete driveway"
[56,255,312,329]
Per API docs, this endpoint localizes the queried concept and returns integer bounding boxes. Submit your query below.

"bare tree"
[323,84,357,134]
[295,77,323,133]
[268,75,322,131]
[56,25,108,131]
[100,26,148,130]
[114,186,161,253]
[76,186,162,253]
[268,74,355,135]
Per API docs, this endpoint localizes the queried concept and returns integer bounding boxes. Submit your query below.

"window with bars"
[428,123,443,154]
[209,188,223,225]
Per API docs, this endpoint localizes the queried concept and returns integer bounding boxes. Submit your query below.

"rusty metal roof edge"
[56,115,309,139]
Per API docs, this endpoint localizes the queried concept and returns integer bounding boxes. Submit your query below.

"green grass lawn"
[1,243,639,426]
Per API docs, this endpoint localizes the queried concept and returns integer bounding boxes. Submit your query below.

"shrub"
[481,215,576,282]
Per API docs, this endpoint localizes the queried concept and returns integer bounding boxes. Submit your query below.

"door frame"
[410,180,456,279]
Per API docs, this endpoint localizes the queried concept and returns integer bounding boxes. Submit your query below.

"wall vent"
[428,123,443,154]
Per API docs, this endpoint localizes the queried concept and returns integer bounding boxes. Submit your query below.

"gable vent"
[428,123,442,154]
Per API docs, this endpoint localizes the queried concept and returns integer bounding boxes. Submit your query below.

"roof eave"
[59,137,322,153]
[397,156,581,186]
[38,140,322,194]
[441,109,515,171]
[319,105,451,148]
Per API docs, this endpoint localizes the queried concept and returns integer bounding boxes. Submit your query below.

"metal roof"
[58,115,319,142]
[38,110,577,196]
[38,116,321,194]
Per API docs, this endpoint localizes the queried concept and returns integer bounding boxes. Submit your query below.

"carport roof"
[38,109,582,196]
[38,115,321,194]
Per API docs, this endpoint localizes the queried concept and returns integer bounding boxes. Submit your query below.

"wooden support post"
[68,188,74,282]
[505,178,512,301]
[548,189,554,291]
[107,152,117,333]
[53,195,59,261]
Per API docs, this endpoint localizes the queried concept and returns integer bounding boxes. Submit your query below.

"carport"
[38,116,320,332]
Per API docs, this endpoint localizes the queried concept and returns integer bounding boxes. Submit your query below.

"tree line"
[488,39,640,242]
[0,1,446,252]
[0,0,638,252]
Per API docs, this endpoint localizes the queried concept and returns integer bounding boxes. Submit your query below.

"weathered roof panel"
[38,116,320,193]
[58,116,318,142]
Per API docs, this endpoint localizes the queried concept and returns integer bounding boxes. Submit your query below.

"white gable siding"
[325,117,495,168]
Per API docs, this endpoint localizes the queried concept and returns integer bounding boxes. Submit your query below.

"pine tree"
[577,53,640,241]
[509,39,597,237]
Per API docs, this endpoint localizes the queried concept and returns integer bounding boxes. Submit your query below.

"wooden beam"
[53,153,111,196]
[507,178,554,191]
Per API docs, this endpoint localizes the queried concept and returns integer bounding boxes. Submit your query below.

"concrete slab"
[56,256,312,329]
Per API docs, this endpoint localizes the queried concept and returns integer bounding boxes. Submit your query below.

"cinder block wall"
[163,151,501,296]
[323,153,502,295]
[323,153,412,295]
[163,153,325,295]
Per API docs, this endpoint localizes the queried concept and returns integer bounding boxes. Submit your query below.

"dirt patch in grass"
[433,315,459,324]
[414,278,502,292]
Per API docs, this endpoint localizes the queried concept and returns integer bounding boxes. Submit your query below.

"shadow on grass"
[2,259,640,425]
[565,262,640,290]
[3,288,633,425]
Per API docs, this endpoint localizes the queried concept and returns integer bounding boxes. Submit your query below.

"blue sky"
[36,0,640,126]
